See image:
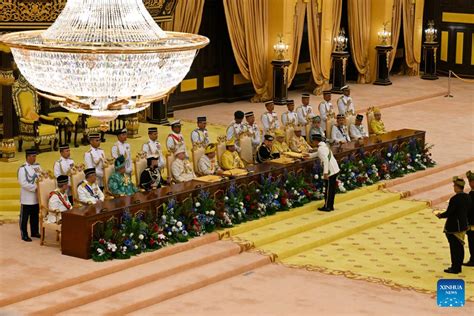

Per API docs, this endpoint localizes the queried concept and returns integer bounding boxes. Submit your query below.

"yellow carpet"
[224,187,474,301]
[0,120,227,220]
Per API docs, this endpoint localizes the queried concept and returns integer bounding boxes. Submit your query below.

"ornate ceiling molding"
[0,0,177,30]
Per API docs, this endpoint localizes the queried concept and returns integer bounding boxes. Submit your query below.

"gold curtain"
[402,0,422,75]
[348,0,371,83]
[288,0,307,87]
[389,0,402,70]
[306,0,324,90]
[223,0,269,101]
[162,0,205,33]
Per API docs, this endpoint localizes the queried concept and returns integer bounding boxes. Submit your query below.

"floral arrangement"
[90,137,435,262]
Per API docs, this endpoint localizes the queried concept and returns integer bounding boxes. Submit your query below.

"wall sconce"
[424,20,437,43]
[377,22,391,46]
[334,28,348,52]
[273,34,289,60]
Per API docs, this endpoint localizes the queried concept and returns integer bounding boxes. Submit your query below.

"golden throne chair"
[12,75,59,152]
[37,171,61,247]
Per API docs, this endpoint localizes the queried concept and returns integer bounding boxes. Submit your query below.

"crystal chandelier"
[377,22,392,46]
[273,34,289,60]
[0,0,209,122]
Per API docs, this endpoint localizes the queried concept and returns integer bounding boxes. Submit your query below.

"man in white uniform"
[111,128,132,175]
[244,111,261,151]
[261,101,280,135]
[18,148,42,241]
[142,127,165,170]
[191,116,210,146]
[166,120,187,155]
[84,133,105,189]
[312,134,340,212]
[331,114,351,144]
[296,93,314,138]
[318,90,334,132]
[350,114,369,140]
[77,168,105,204]
[53,144,75,202]
[226,111,246,152]
[47,175,72,224]
[337,85,355,115]
[281,99,298,127]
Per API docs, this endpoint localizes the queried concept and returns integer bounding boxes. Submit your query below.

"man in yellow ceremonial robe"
[221,139,245,170]
[370,108,386,135]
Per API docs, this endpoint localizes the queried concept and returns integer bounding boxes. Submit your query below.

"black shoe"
[444,268,461,274]
[463,261,474,267]
[318,207,331,212]
[22,236,32,242]
[329,208,335,211]
[31,233,41,238]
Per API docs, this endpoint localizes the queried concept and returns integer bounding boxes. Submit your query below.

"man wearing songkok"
[464,170,474,267]
[261,101,281,135]
[272,129,290,155]
[281,99,298,127]
[337,85,355,115]
[436,177,470,274]
[166,120,187,154]
[290,127,313,154]
[140,156,164,190]
[331,114,351,144]
[257,135,279,163]
[221,139,245,170]
[84,133,105,188]
[142,127,165,170]
[53,143,75,202]
[309,115,325,139]
[111,128,132,175]
[350,114,369,140]
[244,111,261,151]
[370,108,386,135]
[18,149,42,242]
[296,93,314,138]
[171,147,196,183]
[312,134,340,212]
[226,110,246,152]
[198,143,223,176]
[191,116,210,146]
[78,168,105,204]
[318,90,334,132]
[47,175,72,224]
[108,155,138,196]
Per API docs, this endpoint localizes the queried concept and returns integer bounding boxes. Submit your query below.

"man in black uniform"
[464,170,474,267]
[436,176,470,274]
[139,156,164,190]
[256,134,279,163]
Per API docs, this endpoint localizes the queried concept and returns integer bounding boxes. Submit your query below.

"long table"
[62,129,425,259]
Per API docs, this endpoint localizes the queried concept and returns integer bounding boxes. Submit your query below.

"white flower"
[195,202,201,208]
[158,234,166,239]
[161,215,167,220]
[134,245,138,249]
[387,153,392,157]
[402,167,405,171]
[138,234,144,240]
[122,233,126,237]
[256,189,260,193]
[239,202,244,206]
[358,160,363,165]
[205,211,209,215]
[291,187,295,191]
[274,194,279,199]
[314,174,319,180]
[129,233,134,237]
[224,196,229,201]
[210,210,215,216]
[96,248,103,253]
[177,221,183,227]
[168,232,172,236]
[371,164,376,169]
[406,153,410,157]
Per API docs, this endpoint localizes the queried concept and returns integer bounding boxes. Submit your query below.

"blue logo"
[437,279,465,307]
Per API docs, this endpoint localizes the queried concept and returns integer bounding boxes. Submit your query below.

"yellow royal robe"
[221,150,245,170]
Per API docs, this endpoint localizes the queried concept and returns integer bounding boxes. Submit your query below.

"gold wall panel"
[203,75,220,89]
[180,79,197,92]
[442,12,474,24]
[441,31,448,62]
[456,32,464,64]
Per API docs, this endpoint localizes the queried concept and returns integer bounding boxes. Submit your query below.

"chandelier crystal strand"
[1,0,209,121]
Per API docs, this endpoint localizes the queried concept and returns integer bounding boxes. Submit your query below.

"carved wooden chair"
[103,158,116,198]
[12,75,59,152]
[325,112,337,142]
[366,107,376,135]
[133,152,148,187]
[166,152,176,183]
[191,144,206,176]
[37,171,61,247]
[284,125,295,144]
[216,136,227,165]
[69,164,85,207]
[239,132,254,165]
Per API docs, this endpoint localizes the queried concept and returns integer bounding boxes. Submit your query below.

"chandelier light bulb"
[0,0,209,121]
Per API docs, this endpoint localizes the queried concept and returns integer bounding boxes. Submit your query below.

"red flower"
[152,223,159,233]
[281,198,287,205]
[99,238,105,244]
[245,195,251,201]
[149,239,155,246]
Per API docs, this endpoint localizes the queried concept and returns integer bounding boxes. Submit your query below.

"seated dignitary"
[140,156,165,190]
[331,114,351,144]
[108,155,138,196]
[370,108,387,135]
[77,168,105,205]
[171,147,196,183]
[350,114,369,140]
[271,129,290,155]
[47,175,72,223]
[257,134,280,163]
[221,139,245,170]
[198,143,223,176]
[290,127,313,154]
[309,115,325,139]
